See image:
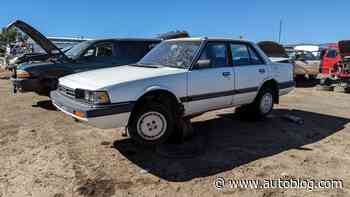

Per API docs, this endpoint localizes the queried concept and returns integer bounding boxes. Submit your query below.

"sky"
[1,0,349,44]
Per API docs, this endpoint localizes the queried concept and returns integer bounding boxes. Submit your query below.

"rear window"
[114,41,159,64]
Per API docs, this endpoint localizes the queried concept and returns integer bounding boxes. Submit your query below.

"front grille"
[58,85,76,98]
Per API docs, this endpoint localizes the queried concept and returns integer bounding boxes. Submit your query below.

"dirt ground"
[0,71,350,197]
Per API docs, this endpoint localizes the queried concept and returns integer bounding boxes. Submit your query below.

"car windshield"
[295,51,318,61]
[138,41,201,68]
[64,41,91,59]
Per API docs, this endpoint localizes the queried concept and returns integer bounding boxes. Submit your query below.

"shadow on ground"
[295,77,320,88]
[113,109,350,182]
[32,100,57,111]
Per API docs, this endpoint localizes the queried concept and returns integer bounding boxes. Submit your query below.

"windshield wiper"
[130,63,162,68]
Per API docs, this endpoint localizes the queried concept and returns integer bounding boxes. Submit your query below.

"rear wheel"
[128,102,175,146]
[254,87,274,118]
[236,87,275,119]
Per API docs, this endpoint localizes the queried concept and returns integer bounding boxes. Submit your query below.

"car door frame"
[229,41,269,106]
[184,40,236,115]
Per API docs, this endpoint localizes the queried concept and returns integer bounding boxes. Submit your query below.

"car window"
[327,49,337,58]
[302,52,317,61]
[248,46,264,64]
[295,51,315,61]
[83,43,113,57]
[114,42,159,64]
[230,44,250,65]
[197,43,228,68]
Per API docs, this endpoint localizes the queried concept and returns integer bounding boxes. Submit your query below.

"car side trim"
[180,80,295,103]
[180,87,259,103]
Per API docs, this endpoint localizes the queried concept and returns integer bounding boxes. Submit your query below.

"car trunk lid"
[258,41,289,58]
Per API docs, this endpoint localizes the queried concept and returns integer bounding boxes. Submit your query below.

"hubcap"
[260,92,273,114]
[137,111,167,141]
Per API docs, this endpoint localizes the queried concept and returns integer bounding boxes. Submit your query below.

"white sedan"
[51,37,294,146]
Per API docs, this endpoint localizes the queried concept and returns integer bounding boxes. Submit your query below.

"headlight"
[77,90,110,105]
[16,70,31,78]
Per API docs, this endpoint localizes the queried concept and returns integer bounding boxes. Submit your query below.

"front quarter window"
[138,41,201,68]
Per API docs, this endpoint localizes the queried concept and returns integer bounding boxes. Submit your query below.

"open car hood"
[258,41,289,58]
[7,20,67,59]
[338,40,350,57]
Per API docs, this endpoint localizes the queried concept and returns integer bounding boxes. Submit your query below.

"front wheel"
[128,102,175,146]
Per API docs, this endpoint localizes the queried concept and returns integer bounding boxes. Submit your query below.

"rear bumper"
[51,90,134,129]
[11,77,42,93]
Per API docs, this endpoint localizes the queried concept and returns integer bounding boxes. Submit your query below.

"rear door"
[231,42,268,105]
[187,42,235,115]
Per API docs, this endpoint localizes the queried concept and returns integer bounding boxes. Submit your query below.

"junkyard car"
[8,20,161,95]
[51,38,295,145]
[289,50,321,79]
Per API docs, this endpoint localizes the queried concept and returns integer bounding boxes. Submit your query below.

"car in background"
[294,44,321,58]
[286,49,320,79]
[8,20,162,96]
[0,57,6,69]
[293,50,321,79]
[320,44,341,76]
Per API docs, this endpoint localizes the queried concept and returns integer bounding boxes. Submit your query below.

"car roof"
[166,37,253,43]
[90,38,162,43]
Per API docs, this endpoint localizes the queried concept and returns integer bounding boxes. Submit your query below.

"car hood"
[258,41,289,58]
[338,40,350,57]
[7,20,67,59]
[17,61,55,74]
[59,65,187,90]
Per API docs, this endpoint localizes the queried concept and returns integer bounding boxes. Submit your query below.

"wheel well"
[260,80,279,103]
[130,90,183,122]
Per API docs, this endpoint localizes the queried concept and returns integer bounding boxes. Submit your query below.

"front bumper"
[11,77,42,93]
[51,90,134,129]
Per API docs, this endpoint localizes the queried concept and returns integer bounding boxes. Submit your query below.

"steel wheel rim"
[260,92,273,114]
[137,111,167,141]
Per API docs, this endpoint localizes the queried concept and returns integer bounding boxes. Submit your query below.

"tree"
[0,27,27,44]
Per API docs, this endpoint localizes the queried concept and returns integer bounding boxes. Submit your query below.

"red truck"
[320,43,341,76]
[318,41,350,93]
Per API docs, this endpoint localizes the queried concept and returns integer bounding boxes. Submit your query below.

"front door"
[186,42,235,115]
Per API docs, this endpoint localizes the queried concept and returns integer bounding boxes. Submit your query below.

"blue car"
[8,20,161,96]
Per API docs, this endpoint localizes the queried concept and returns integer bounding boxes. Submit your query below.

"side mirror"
[195,59,211,69]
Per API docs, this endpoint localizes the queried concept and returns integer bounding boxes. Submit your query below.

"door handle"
[259,68,266,74]
[222,72,232,77]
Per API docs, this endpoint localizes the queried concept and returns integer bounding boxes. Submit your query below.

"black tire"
[128,102,175,146]
[308,75,317,80]
[315,84,334,91]
[334,85,350,93]
[236,87,275,120]
[251,87,275,119]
